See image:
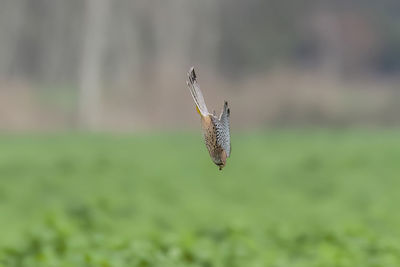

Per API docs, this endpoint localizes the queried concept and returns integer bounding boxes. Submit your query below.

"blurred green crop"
[1,131,400,266]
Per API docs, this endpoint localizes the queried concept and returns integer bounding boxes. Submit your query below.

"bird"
[186,67,231,170]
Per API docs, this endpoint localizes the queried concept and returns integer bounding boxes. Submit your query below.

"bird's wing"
[186,67,209,116]
[216,101,231,157]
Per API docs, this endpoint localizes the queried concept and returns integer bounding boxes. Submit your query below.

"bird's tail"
[186,67,209,116]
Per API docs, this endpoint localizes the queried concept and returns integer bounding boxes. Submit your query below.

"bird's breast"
[201,115,223,164]
[201,116,215,146]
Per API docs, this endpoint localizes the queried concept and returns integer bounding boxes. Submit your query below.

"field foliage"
[1,131,400,266]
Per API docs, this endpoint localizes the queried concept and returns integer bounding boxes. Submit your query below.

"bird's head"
[216,150,227,170]
[217,163,225,170]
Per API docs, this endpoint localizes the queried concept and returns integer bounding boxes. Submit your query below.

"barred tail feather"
[186,67,209,116]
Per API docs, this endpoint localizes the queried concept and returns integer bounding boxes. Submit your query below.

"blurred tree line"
[1,0,399,81]
[0,0,399,129]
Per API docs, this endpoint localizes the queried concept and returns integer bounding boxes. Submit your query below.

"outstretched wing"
[216,101,231,157]
[186,67,209,116]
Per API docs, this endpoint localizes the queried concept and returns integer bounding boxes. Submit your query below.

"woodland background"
[1,0,399,131]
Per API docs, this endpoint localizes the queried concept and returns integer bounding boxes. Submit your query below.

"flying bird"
[186,67,231,170]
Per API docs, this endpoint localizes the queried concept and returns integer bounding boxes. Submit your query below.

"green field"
[1,131,400,266]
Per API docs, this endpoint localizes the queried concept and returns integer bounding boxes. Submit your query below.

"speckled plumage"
[186,67,231,170]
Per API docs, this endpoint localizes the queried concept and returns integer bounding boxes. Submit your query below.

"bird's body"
[186,67,231,170]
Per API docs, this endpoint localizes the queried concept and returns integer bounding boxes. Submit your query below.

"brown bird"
[186,67,231,170]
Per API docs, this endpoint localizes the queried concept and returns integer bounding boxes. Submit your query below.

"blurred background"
[1,0,400,131]
[2,1,400,266]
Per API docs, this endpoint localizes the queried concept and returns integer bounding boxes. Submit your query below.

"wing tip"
[188,66,196,83]
[223,101,230,116]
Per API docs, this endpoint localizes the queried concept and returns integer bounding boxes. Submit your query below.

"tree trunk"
[79,0,110,129]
